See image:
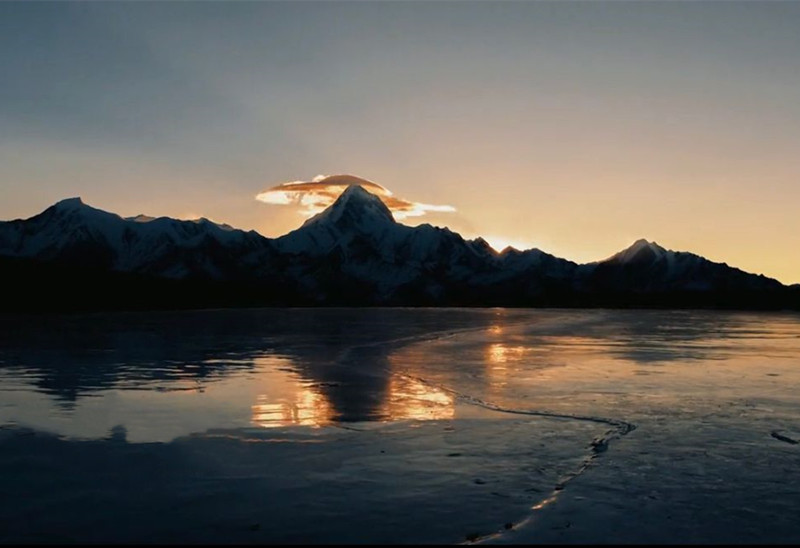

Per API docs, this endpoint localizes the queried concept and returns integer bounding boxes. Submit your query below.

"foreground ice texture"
[1,309,799,543]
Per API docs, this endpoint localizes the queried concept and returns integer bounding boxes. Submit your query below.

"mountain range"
[1,185,796,311]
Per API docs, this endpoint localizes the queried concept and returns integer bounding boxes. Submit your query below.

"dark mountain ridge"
[1,186,796,311]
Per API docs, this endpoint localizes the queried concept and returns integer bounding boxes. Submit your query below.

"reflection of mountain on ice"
[4,309,800,543]
[0,308,503,426]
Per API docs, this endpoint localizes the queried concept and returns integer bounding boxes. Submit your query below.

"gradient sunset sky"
[1,2,798,283]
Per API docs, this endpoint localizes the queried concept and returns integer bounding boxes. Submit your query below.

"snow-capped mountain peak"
[609,238,668,264]
[48,196,115,218]
[302,184,395,229]
[53,197,86,210]
[277,185,405,256]
[0,197,271,279]
[274,185,509,292]
[0,194,791,308]
[43,196,137,230]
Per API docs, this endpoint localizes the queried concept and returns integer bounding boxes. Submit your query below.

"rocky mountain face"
[0,197,275,280]
[0,186,793,310]
[271,185,578,304]
[577,238,783,293]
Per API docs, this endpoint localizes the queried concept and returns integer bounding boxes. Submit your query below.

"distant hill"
[1,186,796,311]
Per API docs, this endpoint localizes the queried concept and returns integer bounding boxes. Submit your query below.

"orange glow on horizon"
[481,236,536,253]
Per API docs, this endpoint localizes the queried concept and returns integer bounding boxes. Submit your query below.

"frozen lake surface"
[1,308,799,543]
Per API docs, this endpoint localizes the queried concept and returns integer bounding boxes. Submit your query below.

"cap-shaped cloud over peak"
[256,174,455,220]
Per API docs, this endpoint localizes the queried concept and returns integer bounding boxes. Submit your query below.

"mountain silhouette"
[0,185,795,311]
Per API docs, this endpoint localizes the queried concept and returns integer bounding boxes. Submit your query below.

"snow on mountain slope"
[277,185,497,267]
[498,247,579,280]
[607,239,669,264]
[0,197,272,279]
[276,185,400,256]
[274,185,513,298]
[578,239,783,292]
[0,187,789,305]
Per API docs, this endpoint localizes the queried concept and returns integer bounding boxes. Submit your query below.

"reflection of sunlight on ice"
[486,343,528,386]
[252,388,334,428]
[382,376,454,421]
[531,492,559,510]
[249,351,455,428]
[487,343,526,365]
[250,353,335,429]
[484,341,535,392]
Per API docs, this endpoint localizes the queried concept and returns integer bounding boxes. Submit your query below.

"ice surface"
[1,309,799,543]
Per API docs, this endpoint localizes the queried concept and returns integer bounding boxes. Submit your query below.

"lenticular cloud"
[256,174,456,219]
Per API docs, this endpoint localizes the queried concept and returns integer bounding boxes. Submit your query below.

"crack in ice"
[330,320,638,545]
[397,373,637,544]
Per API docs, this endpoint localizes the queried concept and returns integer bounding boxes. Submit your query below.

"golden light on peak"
[256,174,455,220]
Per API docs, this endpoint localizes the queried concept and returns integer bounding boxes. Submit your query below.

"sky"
[1,1,798,283]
